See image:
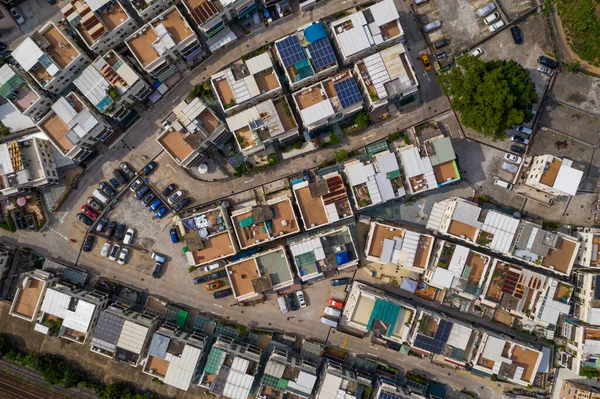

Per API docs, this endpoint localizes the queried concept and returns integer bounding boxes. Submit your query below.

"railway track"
[0,378,47,399]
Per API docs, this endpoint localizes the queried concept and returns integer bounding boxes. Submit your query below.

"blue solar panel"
[334,78,363,109]
[307,38,336,70]
[379,392,404,399]
[434,320,453,343]
[276,36,306,68]
[414,334,445,354]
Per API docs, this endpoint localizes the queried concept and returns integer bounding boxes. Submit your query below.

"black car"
[511,145,526,154]
[433,38,449,49]
[214,289,233,299]
[115,224,126,241]
[113,169,128,185]
[106,221,117,237]
[135,185,150,200]
[173,197,192,212]
[143,193,156,206]
[142,161,158,176]
[193,270,228,285]
[108,177,121,189]
[77,213,94,226]
[331,278,350,286]
[287,293,299,311]
[15,213,26,229]
[511,26,523,44]
[25,213,35,230]
[120,162,136,179]
[538,55,559,69]
[83,235,94,252]
[152,262,162,279]
[99,182,116,197]
[162,183,176,197]
[0,42,6,51]
[87,197,103,212]
[302,170,311,183]
[96,217,108,233]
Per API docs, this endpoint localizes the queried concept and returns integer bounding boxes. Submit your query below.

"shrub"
[329,132,340,145]
[0,211,16,233]
[354,111,370,129]
[567,60,581,72]
[267,154,279,166]
[387,131,403,143]
[334,149,349,163]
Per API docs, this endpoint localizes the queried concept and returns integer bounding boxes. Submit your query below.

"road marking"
[48,226,70,242]
[341,334,349,350]
[244,179,255,184]
[59,213,68,223]
[171,96,180,103]
[473,389,481,397]
[362,134,373,140]
[167,164,177,173]
[213,303,223,308]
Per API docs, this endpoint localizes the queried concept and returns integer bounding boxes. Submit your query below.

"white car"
[501,162,518,173]
[537,65,555,76]
[100,243,111,257]
[168,190,184,204]
[9,7,25,24]
[109,244,120,261]
[470,48,483,57]
[130,178,143,192]
[483,12,500,24]
[489,20,505,32]
[118,248,129,265]
[504,153,522,164]
[514,125,533,135]
[296,290,307,308]
[203,263,220,272]
[123,228,135,245]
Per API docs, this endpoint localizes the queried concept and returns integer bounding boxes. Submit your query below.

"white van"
[423,20,441,33]
[324,306,342,318]
[494,178,513,189]
[92,189,110,205]
[477,2,496,17]
[320,317,339,328]
[278,296,288,314]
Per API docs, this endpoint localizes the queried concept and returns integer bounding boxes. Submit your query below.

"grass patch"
[555,0,600,66]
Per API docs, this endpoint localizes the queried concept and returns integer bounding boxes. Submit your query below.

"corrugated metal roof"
[245,52,273,75]
[41,289,96,333]
[447,323,472,350]
[163,344,203,391]
[300,99,334,126]
[12,38,44,72]
[86,0,111,12]
[74,66,112,109]
[226,104,261,132]
[427,201,449,231]
[375,172,395,202]
[117,320,148,354]
[317,372,343,399]
[91,311,125,353]
[147,332,170,359]
[482,211,519,254]
[375,152,399,174]
[370,0,400,27]
[223,357,254,399]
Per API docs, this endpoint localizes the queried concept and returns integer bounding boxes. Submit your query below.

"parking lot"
[142,152,198,211]
[496,0,536,20]
[550,73,600,117]
[538,101,600,146]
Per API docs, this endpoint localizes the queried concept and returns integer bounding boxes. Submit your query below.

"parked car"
[433,38,449,49]
[151,252,166,279]
[149,199,162,212]
[494,178,513,189]
[96,217,108,233]
[141,161,158,176]
[203,263,220,273]
[109,245,120,261]
[168,190,185,204]
[193,270,227,285]
[510,135,530,145]
[77,213,94,226]
[504,153,522,164]
[501,162,518,173]
[214,289,233,299]
[423,20,441,33]
[130,178,143,192]
[83,235,94,252]
[118,248,129,265]
[205,280,223,291]
[99,182,116,197]
[537,65,555,76]
[476,2,496,17]
[278,297,288,314]
[135,185,150,200]
[296,290,307,308]
[155,207,168,219]
[113,169,128,185]
[0,43,7,51]
[511,26,523,44]
[470,48,483,57]
[420,54,432,71]
[81,205,98,219]
[435,51,448,59]
[511,144,526,154]
[25,214,35,230]
[415,0,429,4]
[92,189,110,205]
[162,183,176,197]
[514,125,533,135]
[483,12,500,24]
[173,197,192,212]
[324,306,342,318]
[169,228,179,243]
[330,278,350,286]
[108,178,121,190]
[115,224,126,241]
[489,20,505,32]
[101,243,111,257]
[87,197,103,212]
[538,55,559,69]
[327,298,344,309]
[320,317,338,328]
[9,7,25,24]
[106,221,117,237]
[287,293,299,311]
[302,169,312,183]
[143,193,155,206]
[123,228,135,245]
[15,213,26,229]
[120,162,136,179]
[152,263,163,278]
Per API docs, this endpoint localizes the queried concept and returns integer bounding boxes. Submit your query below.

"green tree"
[580,366,600,378]
[354,111,370,129]
[437,55,537,140]
[329,132,340,145]
[0,334,11,358]
[334,149,349,163]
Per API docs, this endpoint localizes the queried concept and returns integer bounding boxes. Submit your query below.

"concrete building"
[364,220,434,274]
[62,0,138,55]
[343,150,406,210]
[274,22,339,91]
[471,332,543,386]
[37,92,114,164]
[573,228,600,268]
[258,348,318,399]
[74,50,152,122]
[142,322,208,391]
[225,246,294,302]
[230,196,300,250]
[9,270,60,322]
[35,283,110,344]
[129,0,178,21]
[561,322,600,374]
[227,97,299,155]
[560,381,600,399]
[90,303,159,366]
[211,52,282,114]
[157,97,228,168]
[288,223,359,283]
[329,0,404,65]
[314,360,372,399]
[199,334,262,399]
[11,23,90,95]
[525,154,584,197]
[292,69,364,133]
[355,43,419,110]
[291,172,353,231]
[125,6,204,80]
[0,65,53,122]
[571,270,600,325]
[0,137,59,196]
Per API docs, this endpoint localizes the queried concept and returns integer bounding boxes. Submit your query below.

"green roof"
[295,252,316,268]
[367,299,401,337]
[239,216,254,228]
[294,59,313,80]
[366,140,389,158]
[428,137,456,166]
[205,348,226,375]
[387,169,401,180]
[175,310,188,329]
[0,72,24,99]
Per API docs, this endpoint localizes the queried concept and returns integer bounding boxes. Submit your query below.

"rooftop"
[182,0,221,26]
[180,207,237,265]
[62,0,131,46]
[430,244,491,294]
[0,65,41,113]
[11,277,45,319]
[538,156,583,195]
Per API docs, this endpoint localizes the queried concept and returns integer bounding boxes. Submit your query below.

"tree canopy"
[436,55,537,140]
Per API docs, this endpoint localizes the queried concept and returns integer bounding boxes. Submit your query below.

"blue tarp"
[304,22,327,43]
[335,251,350,265]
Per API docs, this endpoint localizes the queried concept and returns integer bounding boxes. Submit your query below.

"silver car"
[501,162,518,173]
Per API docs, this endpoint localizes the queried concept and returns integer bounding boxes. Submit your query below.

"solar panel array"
[379,392,404,399]
[308,38,336,70]
[414,319,454,354]
[334,78,363,108]
[276,36,306,68]
[434,319,453,341]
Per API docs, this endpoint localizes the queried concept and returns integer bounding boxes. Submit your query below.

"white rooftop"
[40,289,96,333]
[300,99,334,126]
[362,44,414,99]
[226,99,287,138]
[223,356,254,399]
[447,323,473,350]
[116,320,148,354]
[245,52,273,75]
[400,146,437,188]
[52,96,99,139]
[163,344,203,391]
[12,38,45,72]
[482,211,520,254]
[538,279,571,325]
[74,66,112,108]
[553,159,583,195]
[288,370,318,395]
